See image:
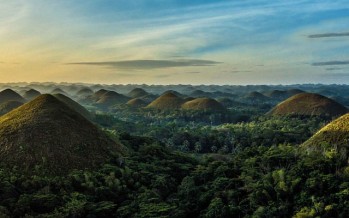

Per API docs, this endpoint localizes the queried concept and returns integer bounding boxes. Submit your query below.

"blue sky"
[0,0,348,84]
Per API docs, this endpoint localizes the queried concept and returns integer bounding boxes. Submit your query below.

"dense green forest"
[1,137,348,217]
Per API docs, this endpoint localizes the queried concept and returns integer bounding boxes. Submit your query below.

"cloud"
[312,61,349,66]
[308,32,349,38]
[326,67,343,71]
[223,70,252,74]
[67,59,221,70]
[322,73,349,77]
[185,71,201,74]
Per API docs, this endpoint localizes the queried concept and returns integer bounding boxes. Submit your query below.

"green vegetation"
[0,141,348,217]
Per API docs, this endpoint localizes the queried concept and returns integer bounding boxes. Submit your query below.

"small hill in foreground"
[23,89,41,100]
[126,98,147,108]
[0,89,25,104]
[302,113,349,155]
[0,101,23,116]
[181,98,225,111]
[0,94,121,174]
[146,92,184,110]
[267,93,348,117]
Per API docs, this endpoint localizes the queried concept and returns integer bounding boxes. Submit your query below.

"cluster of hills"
[3,85,347,115]
[0,83,349,175]
[0,83,349,217]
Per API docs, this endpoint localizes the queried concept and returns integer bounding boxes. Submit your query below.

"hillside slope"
[267,93,348,117]
[0,94,121,174]
[181,98,225,111]
[147,92,184,110]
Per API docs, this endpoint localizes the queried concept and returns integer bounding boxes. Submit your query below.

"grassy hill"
[128,88,149,98]
[267,93,348,117]
[0,100,23,115]
[96,91,130,107]
[0,94,121,174]
[51,88,68,95]
[243,91,269,100]
[264,90,288,99]
[0,89,26,104]
[91,89,109,101]
[23,89,41,100]
[181,98,225,111]
[146,92,184,110]
[76,87,94,97]
[53,93,93,120]
[126,98,147,108]
[302,113,349,155]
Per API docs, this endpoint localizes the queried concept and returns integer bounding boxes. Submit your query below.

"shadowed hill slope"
[128,88,149,98]
[51,88,68,95]
[0,101,23,115]
[96,91,130,107]
[23,89,41,100]
[267,93,348,117]
[146,92,184,110]
[126,98,147,108]
[243,91,269,100]
[0,89,25,104]
[181,98,225,111]
[53,93,93,120]
[76,87,94,97]
[264,90,288,99]
[0,94,121,174]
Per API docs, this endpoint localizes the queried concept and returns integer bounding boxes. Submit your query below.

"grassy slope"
[146,93,184,110]
[268,93,348,116]
[181,98,225,111]
[0,94,121,174]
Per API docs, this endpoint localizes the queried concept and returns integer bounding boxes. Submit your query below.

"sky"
[0,0,349,85]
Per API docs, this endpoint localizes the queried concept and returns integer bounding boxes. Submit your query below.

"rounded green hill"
[128,88,148,98]
[96,91,130,107]
[267,93,348,117]
[53,93,93,120]
[23,89,41,100]
[146,92,184,110]
[0,89,25,104]
[0,100,23,116]
[76,87,94,97]
[181,98,225,111]
[302,113,349,154]
[126,98,147,108]
[0,94,121,174]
